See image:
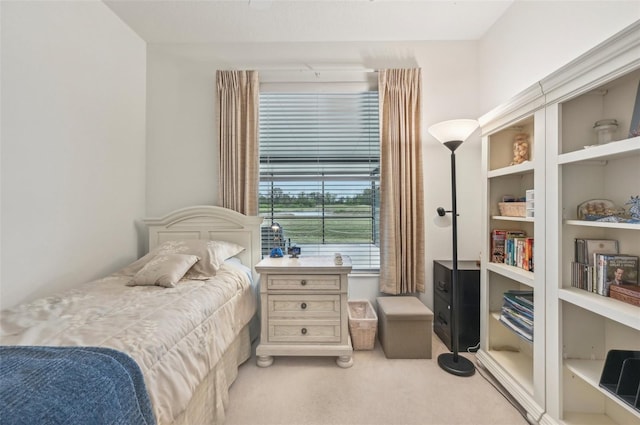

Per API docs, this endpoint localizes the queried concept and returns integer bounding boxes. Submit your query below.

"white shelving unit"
[479,105,546,423]
[479,22,640,425]
[543,22,640,425]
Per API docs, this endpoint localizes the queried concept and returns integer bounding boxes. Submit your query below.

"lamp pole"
[428,118,479,377]
[437,140,475,377]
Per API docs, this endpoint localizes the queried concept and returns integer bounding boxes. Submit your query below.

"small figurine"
[626,195,640,222]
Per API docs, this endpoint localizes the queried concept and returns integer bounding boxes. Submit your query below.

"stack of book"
[490,229,534,272]
[499,290,534,342]
[571,239,639,302]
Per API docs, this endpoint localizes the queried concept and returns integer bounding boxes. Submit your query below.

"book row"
[571,238,639,306]
[490,229,534,272]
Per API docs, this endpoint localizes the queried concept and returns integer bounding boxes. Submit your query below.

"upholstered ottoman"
[376,296,433,359]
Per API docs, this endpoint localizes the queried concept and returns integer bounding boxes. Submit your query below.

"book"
[502,290,534,321]
[595,254,639,297]
[499,314,533,342]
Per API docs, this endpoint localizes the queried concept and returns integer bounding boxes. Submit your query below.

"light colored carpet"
[224,335,529,425]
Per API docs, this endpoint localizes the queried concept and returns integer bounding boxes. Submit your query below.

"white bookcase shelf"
[557,136,640,165]
[488,161,535,178]
[487,262,535,287]
[493,216,535,223]
[559,288,640,330]
[479,22,640,425]
[564,220,640,230]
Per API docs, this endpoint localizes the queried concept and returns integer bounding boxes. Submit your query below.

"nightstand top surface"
[256,255,352,272]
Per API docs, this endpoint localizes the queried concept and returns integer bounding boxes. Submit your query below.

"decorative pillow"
[127,254,200,288]
[118,239,245,280]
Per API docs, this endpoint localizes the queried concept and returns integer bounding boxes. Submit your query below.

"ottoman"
[376,296,433,359]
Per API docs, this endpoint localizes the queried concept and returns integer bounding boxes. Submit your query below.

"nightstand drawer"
[267,274,341,291]
[268,295,341,319]
[268,319,341,343]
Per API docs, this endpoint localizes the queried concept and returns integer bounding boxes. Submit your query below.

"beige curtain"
[378,69,425,294]
[216,70,259,215]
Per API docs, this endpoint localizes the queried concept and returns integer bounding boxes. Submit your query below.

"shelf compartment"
[483,348,534,395]
[564,359,640,421]
[487,116,535,173]
[487,262,535,287]
[476,348,544,421]
[559,287,640,331]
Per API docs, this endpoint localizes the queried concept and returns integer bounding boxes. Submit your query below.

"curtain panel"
[216,70,259,216]
[378,68,425,294]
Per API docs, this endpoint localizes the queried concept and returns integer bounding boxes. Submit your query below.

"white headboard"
[142,206,263,279]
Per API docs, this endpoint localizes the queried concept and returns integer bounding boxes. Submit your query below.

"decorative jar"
[593,119,618,145]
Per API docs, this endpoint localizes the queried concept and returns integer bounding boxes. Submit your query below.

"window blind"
[259,92,380,271]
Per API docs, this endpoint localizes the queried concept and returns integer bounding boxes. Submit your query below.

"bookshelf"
[479,108,546,422]
[479,21,640,425]
[545,57,640,423]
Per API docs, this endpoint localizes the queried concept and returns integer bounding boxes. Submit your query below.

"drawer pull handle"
[438,312,448,326]
[300,280,307,286]
[301,328,308,335]
[301,302,307,310]
[437,281,448,292]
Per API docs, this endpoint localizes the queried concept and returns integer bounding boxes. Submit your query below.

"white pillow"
[127,253,200,288]
[119,239,245,280]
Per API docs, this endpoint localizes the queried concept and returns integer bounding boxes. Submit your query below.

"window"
[259,92,380,271]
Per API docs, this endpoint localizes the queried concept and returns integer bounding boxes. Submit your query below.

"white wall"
[479,1,640,114]
[0,1,147,309]
[146,41,483,309]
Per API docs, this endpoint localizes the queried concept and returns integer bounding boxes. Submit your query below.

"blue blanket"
[0,346,156,425]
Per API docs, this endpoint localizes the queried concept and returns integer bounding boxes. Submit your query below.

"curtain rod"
[247,68,378,73]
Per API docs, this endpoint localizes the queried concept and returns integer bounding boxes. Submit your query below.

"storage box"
[609,284,640,307]
[348,300,378,350]
[498,202,526,217]
[376,296,433,359]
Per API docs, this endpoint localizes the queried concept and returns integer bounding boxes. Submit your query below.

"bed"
[0,206,263,425]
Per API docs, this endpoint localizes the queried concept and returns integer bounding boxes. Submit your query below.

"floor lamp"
[428,118,479,377]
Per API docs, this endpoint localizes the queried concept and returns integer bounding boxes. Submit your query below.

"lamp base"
[437,352,476,377]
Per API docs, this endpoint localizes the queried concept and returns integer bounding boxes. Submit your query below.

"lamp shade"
[428,119,479,144]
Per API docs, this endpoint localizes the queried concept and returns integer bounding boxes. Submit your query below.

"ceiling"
[104,0,515,44]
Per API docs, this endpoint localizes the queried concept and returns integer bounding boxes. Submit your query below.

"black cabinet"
[433,260,480,352]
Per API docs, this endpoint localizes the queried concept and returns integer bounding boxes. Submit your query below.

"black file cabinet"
[433,260,480,352]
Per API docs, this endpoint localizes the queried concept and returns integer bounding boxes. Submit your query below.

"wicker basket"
[348,300,378,350]
[498,202,526,217]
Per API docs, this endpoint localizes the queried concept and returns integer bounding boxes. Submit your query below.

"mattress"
[0,261,256,425]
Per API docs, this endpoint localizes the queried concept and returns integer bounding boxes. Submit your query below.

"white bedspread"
[0,263,256,425]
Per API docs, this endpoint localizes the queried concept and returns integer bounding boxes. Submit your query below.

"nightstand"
[255,256,353,368]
